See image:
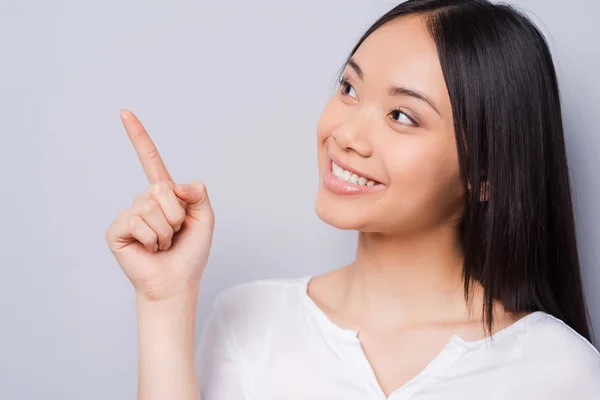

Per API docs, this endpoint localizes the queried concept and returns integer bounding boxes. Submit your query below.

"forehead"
[351,16,449,111]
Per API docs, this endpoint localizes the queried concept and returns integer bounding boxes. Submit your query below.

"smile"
[331,161,377,186]
[323,158,385,195]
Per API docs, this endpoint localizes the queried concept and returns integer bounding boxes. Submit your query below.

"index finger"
[120,109,174,185]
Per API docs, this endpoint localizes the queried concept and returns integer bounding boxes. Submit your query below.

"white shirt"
[196,276,600,399]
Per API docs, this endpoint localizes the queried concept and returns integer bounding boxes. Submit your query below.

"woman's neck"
[337,226,479,330]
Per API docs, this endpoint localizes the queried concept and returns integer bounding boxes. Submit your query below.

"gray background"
[1,0,598,398]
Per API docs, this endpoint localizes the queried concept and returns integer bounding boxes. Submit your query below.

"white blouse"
[196,276,600,399]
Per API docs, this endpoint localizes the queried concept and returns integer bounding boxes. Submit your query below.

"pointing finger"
[120,109,174,185]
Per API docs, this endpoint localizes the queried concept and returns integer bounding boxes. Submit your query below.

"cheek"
[385,136,460,204]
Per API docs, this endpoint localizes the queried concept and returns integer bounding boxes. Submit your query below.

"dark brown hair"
[344,0,592,341]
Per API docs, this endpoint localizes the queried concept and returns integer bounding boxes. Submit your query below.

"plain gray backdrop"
[1,0,598,398]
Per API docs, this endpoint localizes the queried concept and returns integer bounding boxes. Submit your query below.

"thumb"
[174,180,213,221]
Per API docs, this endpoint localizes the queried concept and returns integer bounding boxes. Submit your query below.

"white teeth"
[341,170,351,181]
[331,160,378,187]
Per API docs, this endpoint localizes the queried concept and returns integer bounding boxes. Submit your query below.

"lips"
[323,158,385,195]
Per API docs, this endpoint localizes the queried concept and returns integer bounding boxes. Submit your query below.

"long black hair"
[344,0,592,341]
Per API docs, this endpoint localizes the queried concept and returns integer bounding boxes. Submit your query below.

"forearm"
[136,289,200,400]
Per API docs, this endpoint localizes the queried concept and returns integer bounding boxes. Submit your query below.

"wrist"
[135,279,201,305]
[136,286,199,317]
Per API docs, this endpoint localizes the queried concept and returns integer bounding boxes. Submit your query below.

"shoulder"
[520,312,600,396]
[214,276,309,311]
[524,312,599,363]
[210,276,310,337]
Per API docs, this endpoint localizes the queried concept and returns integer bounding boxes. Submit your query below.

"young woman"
[105,0,600,398]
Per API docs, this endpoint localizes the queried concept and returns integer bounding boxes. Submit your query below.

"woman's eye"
[390,109,416,126]
[338,78,416,127]
[340,79,357,99]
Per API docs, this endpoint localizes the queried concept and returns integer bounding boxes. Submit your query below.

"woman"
[105,0,600,398]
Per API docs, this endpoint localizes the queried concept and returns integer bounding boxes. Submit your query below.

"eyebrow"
[345,58,441,116]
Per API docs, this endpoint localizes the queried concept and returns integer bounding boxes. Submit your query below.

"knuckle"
[148,229,158,242]
[175,213,186,226]
[141,198,159,214]
[157,227,173,243]
[191,180,207,193]
[146,147,160,161]
[159,180,172,190]
[172,207,187,225]
[137,226,157,245]
[129,215,141,229]
[150,181,170,196]
[150,183,161,195]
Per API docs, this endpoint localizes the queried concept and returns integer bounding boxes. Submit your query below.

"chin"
[314,187,373,231]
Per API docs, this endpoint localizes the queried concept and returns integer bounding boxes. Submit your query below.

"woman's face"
[315,16,463,234]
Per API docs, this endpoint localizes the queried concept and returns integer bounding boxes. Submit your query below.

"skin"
[106,111,215,399]
[311,15,524,396]
[105,13,524,400]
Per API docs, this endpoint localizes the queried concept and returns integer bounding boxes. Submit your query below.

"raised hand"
[105,110,215,301]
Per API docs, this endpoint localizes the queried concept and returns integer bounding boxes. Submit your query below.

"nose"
[331,107,374,158]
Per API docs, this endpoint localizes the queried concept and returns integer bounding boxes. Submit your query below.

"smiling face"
[315,15,465,234]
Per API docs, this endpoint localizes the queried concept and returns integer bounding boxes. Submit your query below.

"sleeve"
[555,356,600,399]
[536,360,600,400]
[525,336,600,399]
[196,294,253,400]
